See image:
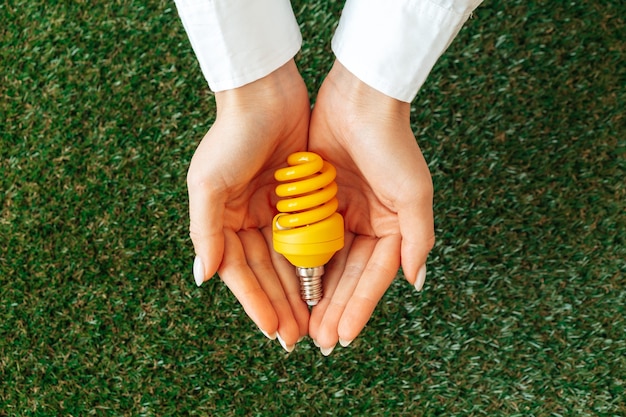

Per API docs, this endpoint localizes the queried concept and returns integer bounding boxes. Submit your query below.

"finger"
[261,227,310,339]
[308,232,355,342]
[239,229,301,348]
[338,234,401,343]
[187,161,227,285]
[312,235,376,349]
[218,229,278,336]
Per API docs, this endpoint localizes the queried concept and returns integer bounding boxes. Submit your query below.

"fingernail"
[193,256,204,287]
[312,339,320,348]
[414,264,427,292]
[339,338,353,348]
[261,329,277,340]
[320,345,335,356]
[277,334,295,353]
[297,336,305,343]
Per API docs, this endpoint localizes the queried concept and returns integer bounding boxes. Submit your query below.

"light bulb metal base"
[296,266,324,306]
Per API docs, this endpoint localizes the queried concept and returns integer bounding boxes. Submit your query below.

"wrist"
[323,60,410,122]
[215,60,307,116]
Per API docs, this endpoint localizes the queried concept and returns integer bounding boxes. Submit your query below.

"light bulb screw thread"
[296,266,324,306]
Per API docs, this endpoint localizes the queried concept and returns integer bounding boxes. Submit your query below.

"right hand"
[187,60,311,352]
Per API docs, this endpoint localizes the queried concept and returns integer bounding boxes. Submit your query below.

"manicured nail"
[193,256,204,287]
[261,329,277,340]
[277,334,295,353]
[320,345,335,356]
[414,264,427,292]
[312,339,320,348]
[297,336,305,343]
[339,338,353,348]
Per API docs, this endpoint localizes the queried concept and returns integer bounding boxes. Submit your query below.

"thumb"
[397,190,435,291]
[187,173,226,286]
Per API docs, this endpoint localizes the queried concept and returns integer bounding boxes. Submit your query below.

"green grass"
[1,0,624,415]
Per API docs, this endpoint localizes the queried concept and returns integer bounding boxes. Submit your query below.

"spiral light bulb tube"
[272,152,344,306]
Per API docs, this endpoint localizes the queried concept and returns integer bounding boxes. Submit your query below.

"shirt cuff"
[174,0,302,92]
[332,0,483,102]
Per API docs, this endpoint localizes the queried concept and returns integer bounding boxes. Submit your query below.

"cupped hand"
[307,61,435,354]
[187,61,311,351]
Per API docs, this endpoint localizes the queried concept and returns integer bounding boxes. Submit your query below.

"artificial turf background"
[1,0,624,415]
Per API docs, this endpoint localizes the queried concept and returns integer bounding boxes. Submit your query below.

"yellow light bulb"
[273,152,344,306]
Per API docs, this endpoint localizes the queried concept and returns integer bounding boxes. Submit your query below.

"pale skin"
[188,59,435,354]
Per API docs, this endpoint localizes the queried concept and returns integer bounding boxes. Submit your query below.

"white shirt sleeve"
[173,0,301,92]
[332,0,483,102]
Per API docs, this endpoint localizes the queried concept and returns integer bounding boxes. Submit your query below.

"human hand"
[307,61,435,355]
[187,61,311,352]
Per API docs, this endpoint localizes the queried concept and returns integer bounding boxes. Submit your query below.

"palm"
[309,136,402,240]
[210,126,305,233]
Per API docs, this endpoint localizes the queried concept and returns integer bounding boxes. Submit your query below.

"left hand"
[307,61,435,354]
